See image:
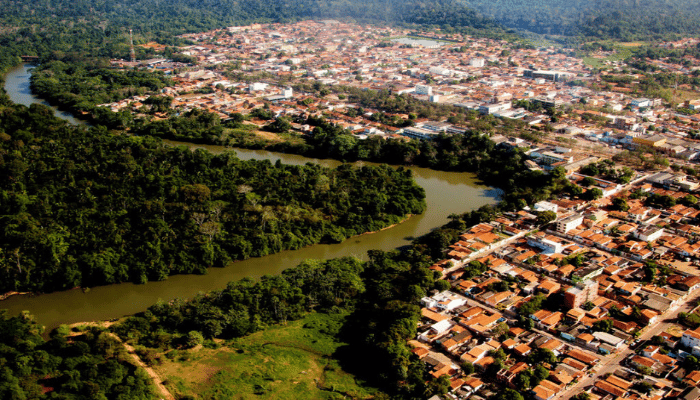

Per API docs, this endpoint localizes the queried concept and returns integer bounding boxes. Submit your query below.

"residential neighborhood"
[417,175,700,400]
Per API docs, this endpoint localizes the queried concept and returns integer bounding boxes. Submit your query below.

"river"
[2,64,500,331]
[3,64,83,125]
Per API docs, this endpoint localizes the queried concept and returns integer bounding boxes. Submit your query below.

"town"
[105,20,700,167]
[101,20,700,400]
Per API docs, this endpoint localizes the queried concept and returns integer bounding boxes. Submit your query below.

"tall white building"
[415,84,433,95]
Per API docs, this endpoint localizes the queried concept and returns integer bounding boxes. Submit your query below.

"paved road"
[555,288,700,400]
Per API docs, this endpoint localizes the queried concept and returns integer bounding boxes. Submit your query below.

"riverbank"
[0,291,31,301]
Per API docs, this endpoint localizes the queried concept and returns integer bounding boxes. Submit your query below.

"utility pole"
[129,29,136,63]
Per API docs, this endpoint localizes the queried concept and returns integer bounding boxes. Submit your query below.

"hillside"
[458,0,700,40]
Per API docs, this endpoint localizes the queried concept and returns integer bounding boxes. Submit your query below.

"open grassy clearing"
[156,312,381,400]
[582,42,643,68]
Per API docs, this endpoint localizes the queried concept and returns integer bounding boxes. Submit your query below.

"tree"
[461,362,475,375]
[572,392,591,400]
[635,365,653,376]
[536,211,557,226]
[593,319,613,333]
[635,381,654,394]
[528,348,557,365]
[514,370,531,390]
[585,188,603,200]
[682,194,698,206]
[533,365,549,384]
[581,176,597,187]
[612,197,630,211]
[492,388,524,400]
[186,330,204,348]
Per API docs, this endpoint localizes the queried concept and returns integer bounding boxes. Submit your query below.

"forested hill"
[458,0,700,40]
[1,0,505,38]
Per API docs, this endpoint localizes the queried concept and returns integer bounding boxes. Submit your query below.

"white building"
[681,329,700,349]
[421,291,468,311]
[634,226,664,242]
[556,214,584,234]
[415,84,433,96]
[470,58,485,68]
[249,82,269,92]
[593,331,625,349]
[527,236,565,254]
[479,102,511,115]
[403,126,440,140]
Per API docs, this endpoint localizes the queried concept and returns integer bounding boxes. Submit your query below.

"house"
[566,349,599,366]
[538,312,563,332]
[533,380,562,400]
[681,329,700,349]
[460,344,492,364]
[683,370,700,387]
[595,380,627,398]
[532,385,556,400]
[463,377,484,393]
[514,343,532,357]
[497,361,529,388]
[538,280,561,296]
[421,291,468,311]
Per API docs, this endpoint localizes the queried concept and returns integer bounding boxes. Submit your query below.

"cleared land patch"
[155,312,380,400]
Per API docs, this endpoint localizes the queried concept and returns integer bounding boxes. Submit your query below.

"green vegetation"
[109,247,452,398]
[0,100,425,294]
[29,60,172,127]
[459,0,700,40]
[581,44,636,68]
[158,312,381,399]
[0,310,156,399]
[679,311,700,328]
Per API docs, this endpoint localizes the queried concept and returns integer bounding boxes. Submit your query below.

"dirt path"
[68,322,174,400]
[115,334,175,400]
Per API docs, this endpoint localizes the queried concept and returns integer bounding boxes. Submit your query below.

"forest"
[458,0,700,40]
[0,310,156,399]
[0,98,426,293]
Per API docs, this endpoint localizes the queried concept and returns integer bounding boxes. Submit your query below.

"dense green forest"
[0,98,426,293]
[0,310,156,399]
[458,0,700,40]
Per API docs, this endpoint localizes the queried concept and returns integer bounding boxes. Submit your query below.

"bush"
[186,331,204,348]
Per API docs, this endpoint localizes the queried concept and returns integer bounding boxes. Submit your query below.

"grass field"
[581,42,644,68]
[156,312,381,400]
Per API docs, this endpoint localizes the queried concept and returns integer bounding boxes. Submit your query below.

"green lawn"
[582,43,639,68]
[157,312,381,400]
